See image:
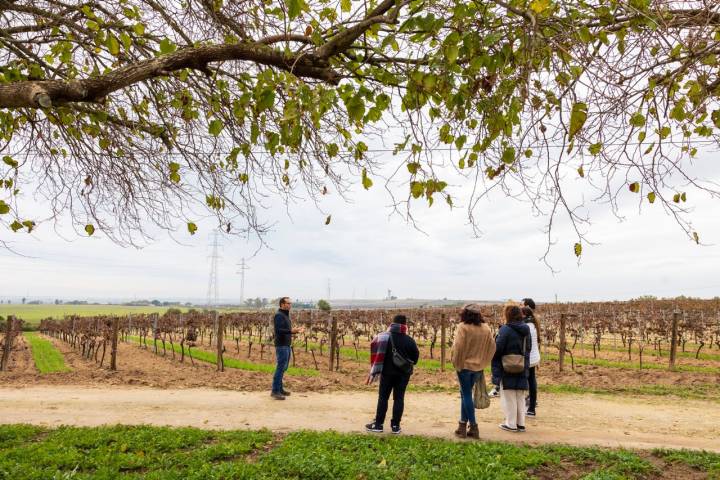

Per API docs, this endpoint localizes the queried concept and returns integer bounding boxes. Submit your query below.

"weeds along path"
[1,386,718,453]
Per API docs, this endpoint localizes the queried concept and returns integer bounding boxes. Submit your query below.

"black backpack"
[389,333,414,375]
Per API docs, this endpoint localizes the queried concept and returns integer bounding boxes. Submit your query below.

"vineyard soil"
[2,334,718,398]
[1,386,719,453]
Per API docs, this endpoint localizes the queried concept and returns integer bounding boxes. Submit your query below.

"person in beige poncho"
[450,304,496,439]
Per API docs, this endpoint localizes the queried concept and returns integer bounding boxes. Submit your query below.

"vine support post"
[440,313,447,372]
[216,312,224,372]
[110,316,120,371]
[328,315,337,372]
[0,315,16,371]
[559,314,567,373]
[669,310,680,371]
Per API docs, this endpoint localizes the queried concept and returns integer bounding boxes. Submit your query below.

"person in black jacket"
[491,305,531,432]
[365,314,419,434]
[271,297,303,400]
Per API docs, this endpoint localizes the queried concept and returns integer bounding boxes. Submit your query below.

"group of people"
[269,296,540,439]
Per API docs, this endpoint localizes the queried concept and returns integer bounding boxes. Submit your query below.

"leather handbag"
[501,335,527,374]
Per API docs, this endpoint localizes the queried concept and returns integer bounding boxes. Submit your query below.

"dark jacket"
[273,309,292,347]
[383,331,420,377]
[491,321,531,390]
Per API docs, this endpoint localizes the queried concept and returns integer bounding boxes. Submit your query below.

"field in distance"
[0,304,250,327]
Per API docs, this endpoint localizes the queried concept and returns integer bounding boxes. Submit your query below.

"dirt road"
[1,386,718,452]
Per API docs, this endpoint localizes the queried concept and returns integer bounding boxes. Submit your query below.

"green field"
[0,304,247,328]
[23,332,71,374]
[0,425,717,479]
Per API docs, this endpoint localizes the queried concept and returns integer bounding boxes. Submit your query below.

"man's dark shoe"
[390,424,401,434]
[365,422,383,433]
[499,424,518,433]
[270,392,286,400]
[517,425,526,432]
[281,390,291,396]
[526,410,536,417]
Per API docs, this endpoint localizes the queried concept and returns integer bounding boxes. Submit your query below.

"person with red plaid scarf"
[365,314,419,434]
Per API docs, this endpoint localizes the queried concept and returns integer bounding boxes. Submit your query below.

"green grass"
[23,332,70,374]
[542,382,720,402]
[126,336,318,377]
[570,341,720,362]
[543,352,720,374]
[1,425,718,480]
[653,449,720,479]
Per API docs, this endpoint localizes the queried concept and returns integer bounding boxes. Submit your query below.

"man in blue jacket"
[271,297,303,400]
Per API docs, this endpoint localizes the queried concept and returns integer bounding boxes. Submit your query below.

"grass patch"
[542,352,720,374]
[126,336,318,377]
[0,425,271,479]
[2,425,719,480]
[0,304,252,328]
[542,383,720,402]
[653,449,720,479]
[23,332,70,374]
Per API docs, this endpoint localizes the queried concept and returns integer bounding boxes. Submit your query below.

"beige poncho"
[451,322,496,371]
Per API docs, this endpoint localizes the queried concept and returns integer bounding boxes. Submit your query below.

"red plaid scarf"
[367,323,408,384]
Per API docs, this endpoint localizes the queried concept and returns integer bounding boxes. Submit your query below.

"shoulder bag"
[501,333,527,374]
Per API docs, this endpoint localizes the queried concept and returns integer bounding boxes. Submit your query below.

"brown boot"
[467,423,480,439]
[454,421,467,438]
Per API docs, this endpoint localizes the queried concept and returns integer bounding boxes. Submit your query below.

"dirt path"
[1,386,718,452]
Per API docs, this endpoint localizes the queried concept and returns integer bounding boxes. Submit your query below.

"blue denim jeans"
[457,369,478,424]
[272,346,291,394]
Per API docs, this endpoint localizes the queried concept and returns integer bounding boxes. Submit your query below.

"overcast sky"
[2,145,720,304]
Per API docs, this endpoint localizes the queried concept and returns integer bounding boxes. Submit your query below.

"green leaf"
[2,156,18,168]
[673,193,681,203]
[647,192,656,204]
[693,231,699,244]
[501,147,516,165]
[712,110,720,128]
[187,222,198,235]
[345,95,365,123]
[629,182,640,193]
[0,201,9,215]
[574,242,582,257]
[577,166,584,178]
[629,112,646,127]
[107,34,120,56]
[361,168,373,190]
[530,0,551,13]
[85,224,95,236]
[407,162,420,175]
[286,0,307,19]
[568,102,588,140]
[325,215,331,225]
[410,181,424,199]
[159,38,176,55]
[588,143,602,155]
[681,192,687,202]
[133,23,146,35]
[10,220,23,232]
[208,119,224,136]
[340,0,351,13]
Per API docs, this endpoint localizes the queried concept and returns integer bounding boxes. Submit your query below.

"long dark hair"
[522,306,541,343]
[460,305,484,325]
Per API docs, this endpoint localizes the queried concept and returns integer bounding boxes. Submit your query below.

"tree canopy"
[0,0,719,256]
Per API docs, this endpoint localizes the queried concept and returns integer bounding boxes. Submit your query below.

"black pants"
[528,366,537,411]
[374,373,410,426]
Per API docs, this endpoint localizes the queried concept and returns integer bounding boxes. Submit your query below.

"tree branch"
[0,43,339,108]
